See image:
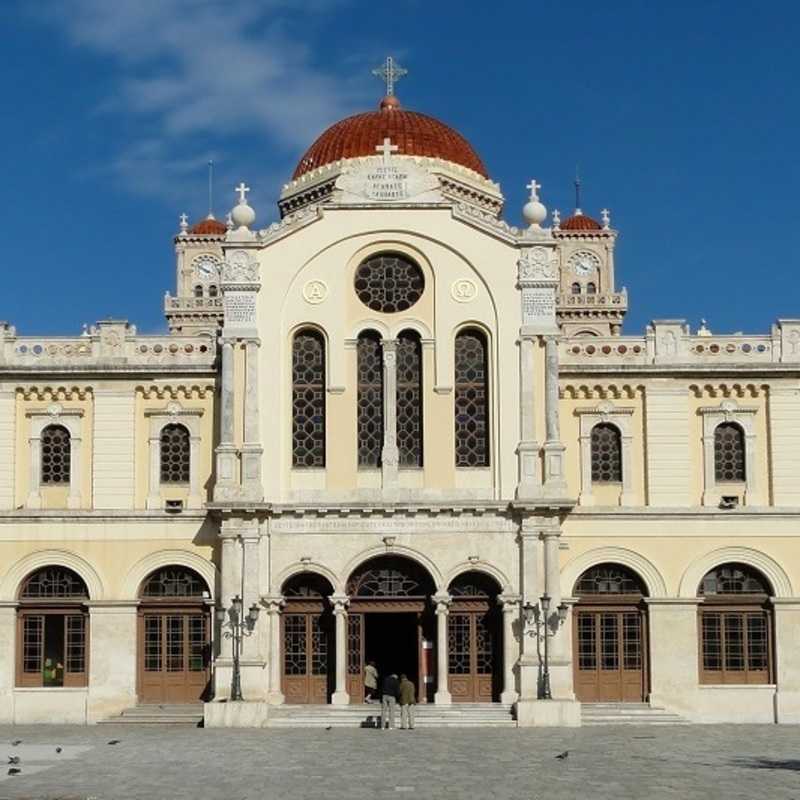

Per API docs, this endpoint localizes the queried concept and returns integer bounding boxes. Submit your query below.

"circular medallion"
[354,253,424,313]
[303,280,329,304]
[451,279,477,303]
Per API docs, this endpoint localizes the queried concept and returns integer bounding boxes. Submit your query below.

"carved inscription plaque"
[224,291,257,329]
[522,288,556,326]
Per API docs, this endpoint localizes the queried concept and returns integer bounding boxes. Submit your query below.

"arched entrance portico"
[572,563,649,702]
[345,555,436,704]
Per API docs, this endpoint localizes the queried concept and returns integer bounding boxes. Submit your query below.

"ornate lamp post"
[523,593,569,699]
[216,595,260,701]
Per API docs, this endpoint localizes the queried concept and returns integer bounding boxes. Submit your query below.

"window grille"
[292,330,326,467]
[396,331,422,467]
[574,564,646,596]
[140,566,207,598]
[354,253,424,313]
[160,423,190,484]
[449,571,499,598]
[21,567,88,600]
[357,332,384,468]
[346,557,434,598]
[454,330,489,467]
[714,422,746,481]
[41,424,71,485]
[282,573,332,599]
[699,563,770,596]
[590,423,622,483]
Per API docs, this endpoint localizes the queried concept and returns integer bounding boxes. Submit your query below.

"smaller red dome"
[190,216,227,235]
[560,212,602,231]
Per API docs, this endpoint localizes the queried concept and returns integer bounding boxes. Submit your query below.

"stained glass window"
[160,424,190,483]
[357,332,383,468]
[354,253,424,313]
[292,330,325,467]
[396,331,422,467]
[140,566,208,598]
[454,330,489,467]
[714,422,745,482]
[41,425,70,485]
[574,564,646,596]
[591,423,622,483]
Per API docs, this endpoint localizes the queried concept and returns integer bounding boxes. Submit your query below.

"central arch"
[345,555,437,704]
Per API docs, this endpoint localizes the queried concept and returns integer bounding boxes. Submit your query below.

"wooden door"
[447,609,495,702]
[346,613,365,702]
[281,610,332,704]
[573,608,646,702]
[138,608,210,704]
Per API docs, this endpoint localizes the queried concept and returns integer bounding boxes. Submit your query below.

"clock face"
[570,251,599,276]
[193,254,219,281]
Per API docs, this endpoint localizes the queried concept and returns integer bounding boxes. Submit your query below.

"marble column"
[542,336,567,495]
[330,594,350,705]
[515,335,541,499]
[240,534,260,662]
[215,338,238,498]
[541,526,569,698]
[517,522,540,700]
[381,339,399,490]
[215,530,241,700]
[241,339,263,501]
[499,594,521,704]
[433,593,452,705]
[264,596,285,705]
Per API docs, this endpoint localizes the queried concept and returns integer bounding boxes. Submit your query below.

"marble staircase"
[581,702,689,726]
[100,704,205,726]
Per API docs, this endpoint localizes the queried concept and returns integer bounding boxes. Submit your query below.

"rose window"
[354,253,424,313]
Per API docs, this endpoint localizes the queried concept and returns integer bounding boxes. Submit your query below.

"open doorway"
[365,613,418,691]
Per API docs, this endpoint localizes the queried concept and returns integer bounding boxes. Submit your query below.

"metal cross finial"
[375,137,399,165]
[601,208,610,229]
[179,213,188,233]
[526,178,542,201]
[235,182,250,204]
[372,56,407,97]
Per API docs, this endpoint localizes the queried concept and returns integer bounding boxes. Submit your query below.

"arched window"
[714,422,745,482]
[194,285,203,298]
[357,331,384,468]
[586,282,597,295]
[454,329,489,467]
[208,285,218,298]
[41,424,70,486]
[140,566,208,599]
[18,566,89,687]
[591,423,622,483]
[571,283,581,295]
[698,563,772,685]
[354,252,425,313]
[292,330,326,468]
[160,423,190,484]
[396,330,423,467]
[346,556,435,598]
[574,564,647,597]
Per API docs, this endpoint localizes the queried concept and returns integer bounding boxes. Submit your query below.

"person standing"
[398,674,416,730]
[380,673,400,729]
[364,660,378,703]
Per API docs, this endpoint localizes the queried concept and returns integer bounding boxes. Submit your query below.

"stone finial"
[179,213,189,236]
[226,212,234,231]
[601,208,611,229]
[231,182,256,231]
[552,209,561,230]
[522,178,547,229]
[697,319,712,337]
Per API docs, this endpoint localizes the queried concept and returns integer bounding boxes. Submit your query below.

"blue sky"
[2,0,798,335]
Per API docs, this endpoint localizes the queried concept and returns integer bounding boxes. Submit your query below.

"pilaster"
[433,593,452,705]
[330,594,350,706]
[381,339,399,491]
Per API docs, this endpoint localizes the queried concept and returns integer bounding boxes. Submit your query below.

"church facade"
[1,69,799,726]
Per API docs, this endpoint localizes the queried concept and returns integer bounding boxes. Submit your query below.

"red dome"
[560,212,602,231]
[190,216,227,235]
[292,97,488,179]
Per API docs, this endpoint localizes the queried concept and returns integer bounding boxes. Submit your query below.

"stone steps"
[581,702,689,726]
[100,704,204,726]
[268,703,516,728]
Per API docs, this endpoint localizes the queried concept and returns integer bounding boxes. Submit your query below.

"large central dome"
[292,96,488,179]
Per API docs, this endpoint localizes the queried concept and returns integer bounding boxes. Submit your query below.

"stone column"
[515,335,541,499]
[381,339,399,490]
[330,594,350,705]
[498,594,521,704]
[542,336,567,495]
[517,520,540,699]
[26,433,42,508]
[433,593,452,705]
[264,596,285,705]
[240,533,260,660]
[241,339,264,502]
[215,528,241,700]
[215,338,239,499]
[67,435,82,509]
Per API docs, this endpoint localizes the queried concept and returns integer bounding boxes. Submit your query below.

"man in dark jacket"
[398,674,416,730]
[380,673,400,729]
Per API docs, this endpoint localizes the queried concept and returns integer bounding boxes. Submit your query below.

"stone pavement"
[0,724,796,800]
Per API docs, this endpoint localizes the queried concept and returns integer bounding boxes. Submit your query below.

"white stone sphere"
[232,202,256,228]
[523,200,547,226]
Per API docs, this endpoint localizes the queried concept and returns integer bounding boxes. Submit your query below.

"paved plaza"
[0,724,796,800]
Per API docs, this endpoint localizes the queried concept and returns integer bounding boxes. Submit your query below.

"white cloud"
[37,0,364,207]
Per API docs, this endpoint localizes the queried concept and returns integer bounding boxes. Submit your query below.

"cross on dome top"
[526,178,542,201]
[235,182,250,204]
[375,137,399,165]
[372,56,407,97]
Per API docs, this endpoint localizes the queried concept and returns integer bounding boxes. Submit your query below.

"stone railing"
[164,295,223,312]
[557,289,628,310]
[560,319,800,366]
[0,320,217,369]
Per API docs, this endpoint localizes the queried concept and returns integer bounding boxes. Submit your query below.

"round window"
[354,253,424,313]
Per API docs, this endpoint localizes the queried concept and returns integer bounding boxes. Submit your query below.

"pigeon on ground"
[325,726,332,731]
[555,751,569,760]
[11,740,21,747]
[55,747,62,754]
[107,740,121,745]
[7,756,19,765]
[7,768,20,775]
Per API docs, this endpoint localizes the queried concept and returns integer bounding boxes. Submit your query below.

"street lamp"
[522,593,569,700]
[216,594,260,701]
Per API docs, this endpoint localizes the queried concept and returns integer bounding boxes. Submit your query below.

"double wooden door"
[281,606,333,704]
[447,605,497,702]
[573,607,647,702]
[138,607,210,704]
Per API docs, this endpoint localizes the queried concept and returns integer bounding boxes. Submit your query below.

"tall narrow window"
[357,332,383,468]
[17,566,89,688]
[591,423,622,483]
[714,422,745,481]
[571,283,581,295]
[292,330,326,467]
[41,424,71,485]
[454,329,489,467]
[194,285,203,298]
[586,282,597,295]
[160,423,190,484]
[396,330,423,467]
